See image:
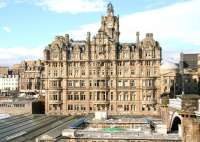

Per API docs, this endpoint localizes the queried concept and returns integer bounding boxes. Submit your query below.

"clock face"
[107,22,113,28]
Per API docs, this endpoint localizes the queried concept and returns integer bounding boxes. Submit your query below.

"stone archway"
[169,111,182,134]
[171,116,181,133]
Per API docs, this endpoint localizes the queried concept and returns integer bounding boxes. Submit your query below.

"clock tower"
[98,3,120,43]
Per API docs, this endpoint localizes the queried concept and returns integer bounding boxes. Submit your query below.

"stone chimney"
[150,33,153,38]
[65,34,69,44]
[136,32,140,44]
[146,33,153,38]
[87,32,91,42]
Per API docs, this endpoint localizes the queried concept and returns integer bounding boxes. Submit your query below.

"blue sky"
[0,0,200,66]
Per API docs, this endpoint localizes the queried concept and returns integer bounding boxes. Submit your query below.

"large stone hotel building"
[43,3,162,115]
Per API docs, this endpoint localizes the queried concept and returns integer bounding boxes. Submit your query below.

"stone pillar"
[179,95,200,142]
[178,124,182,137]
[182,117,200,142]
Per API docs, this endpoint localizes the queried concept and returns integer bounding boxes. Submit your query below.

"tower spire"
[107,2,114,16]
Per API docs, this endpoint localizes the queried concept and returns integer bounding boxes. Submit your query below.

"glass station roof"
[0,114,78,142]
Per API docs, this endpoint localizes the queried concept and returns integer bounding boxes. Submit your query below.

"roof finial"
[107,2,114,16]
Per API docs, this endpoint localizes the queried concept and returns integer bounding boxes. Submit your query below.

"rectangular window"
[131,105,135,111]
[102,70,105,75]
[52,81,58,87]
[118,62,122,66]
[118,69,121,75]
[97,92,100,100]
[130,80,135,87]
[80,93,85,100]
[111,105,113,110]
[68,81,73,87]
[147,69,150,76]
[131,92,135,101]
[110,70,113,75]
[80,80,85,87]
[110,92,113,100]
[53,70,58,77]
[75,70,79,76]
[74,81,79,87]
[89,80,92,87]
[74,93,79,100]
[67,94,73,100]
[110,80,113,87]
[124,105,129,111]
[124,80,129,87]
[68,104,73,110]
[53,95,57,100]
[81,70,85,76]
[89,92,92,100]
[118,80,123,87]
[102,92,106,100]
[131,70,135,75]
[89,70,92,75]
[130,61,135,66]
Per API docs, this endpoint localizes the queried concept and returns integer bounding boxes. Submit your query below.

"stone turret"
[107,2,114,16]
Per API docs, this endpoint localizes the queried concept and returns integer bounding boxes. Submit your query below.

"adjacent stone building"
[43,3,162,115]
[0,97,45,115]
[0,67,9,75]
[19,60,45,95]
[0,74,19,94]
[160,61,184,97]
[160,59,200,97]
[182,53,198,70]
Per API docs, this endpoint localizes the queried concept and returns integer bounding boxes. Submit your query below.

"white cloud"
[67,23,100,40]
[3,26,11,33]
[0,46,43,66]
[1,0,200,66]
[119,0,200,44]
[65,0,200,62]
[36,0,106,14]
[0,0,7,8]
[145,1,168,9]
[145,0,190,9]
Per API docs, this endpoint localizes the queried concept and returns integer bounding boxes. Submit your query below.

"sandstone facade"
[43,4,161,116]
[19,60,45,94]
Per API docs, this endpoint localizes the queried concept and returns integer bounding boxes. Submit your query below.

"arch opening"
[171,116,181,133]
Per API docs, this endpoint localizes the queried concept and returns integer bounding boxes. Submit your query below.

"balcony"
[93,100,110,104]
[49,100,62,104]
[142,100,157,105]
[50,86,62,90]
